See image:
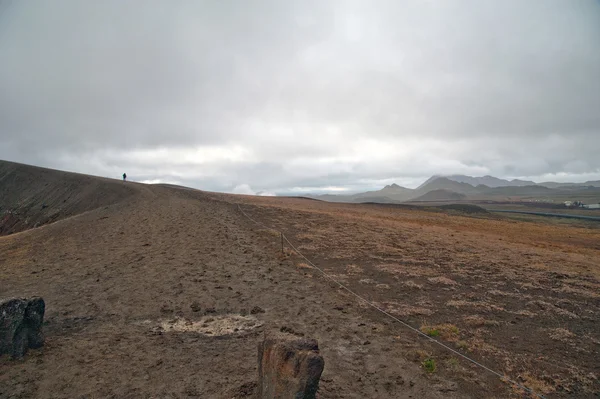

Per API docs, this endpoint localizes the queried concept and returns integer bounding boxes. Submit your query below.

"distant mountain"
[440,175,535,188]
[352,183,413,202]
[476,185,554,196]
[415,177,480,195]
[309,174,600,204]
[410,189,467,202]
[416,175,442,190]
[539,180,600,189]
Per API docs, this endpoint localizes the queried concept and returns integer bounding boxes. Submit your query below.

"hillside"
[410,189,467,202]
[540,180,600,189]
[0,160,138,235]
[1,161,599,397]
[413,177,479,195]
[437,175,535,188]
[354,183,413,202]
[0,161,477,398]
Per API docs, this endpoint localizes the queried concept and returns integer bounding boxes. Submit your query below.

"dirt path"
[0,185,479,398]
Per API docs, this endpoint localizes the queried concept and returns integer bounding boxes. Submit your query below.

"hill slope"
[0,160,138,235]
[442,175,536,188]
[410,189,467,202]
[0,161,461,398]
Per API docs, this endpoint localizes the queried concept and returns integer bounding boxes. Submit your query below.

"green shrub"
[422,358,436,373]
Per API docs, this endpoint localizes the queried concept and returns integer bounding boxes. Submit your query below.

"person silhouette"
[122,173,127,182]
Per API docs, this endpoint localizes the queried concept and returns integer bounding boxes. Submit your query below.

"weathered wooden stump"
[257,331,324,399]
[0,297,45,358]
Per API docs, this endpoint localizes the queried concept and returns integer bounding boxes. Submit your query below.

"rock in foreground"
[0,297,45,358]
[257,331,324,399]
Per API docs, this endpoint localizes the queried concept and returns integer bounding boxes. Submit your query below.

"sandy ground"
[2,182,469,399]
[1,164,599,398]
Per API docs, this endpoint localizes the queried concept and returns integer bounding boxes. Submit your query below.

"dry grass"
[382,302,434,317]
[515,372,555,395]
[345,264,363,275]
[446,300,505,312]
[232,195,600,396]
[548,327,575,341]
[464,315,501,328]
[427,276,459,286]
[455,340,469,351]
[445,357,461,372]
[402,280,423,289]
[296,262,313,270]
[420,323,460,341]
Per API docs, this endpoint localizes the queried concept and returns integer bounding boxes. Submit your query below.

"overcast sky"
[1,1,599,195]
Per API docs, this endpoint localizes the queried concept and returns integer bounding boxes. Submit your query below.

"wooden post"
[281,232,284,253]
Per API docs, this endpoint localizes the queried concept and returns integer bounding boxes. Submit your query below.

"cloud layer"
[1,0,599,193]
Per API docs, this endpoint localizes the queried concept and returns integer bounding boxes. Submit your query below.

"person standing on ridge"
[122,173,127,182]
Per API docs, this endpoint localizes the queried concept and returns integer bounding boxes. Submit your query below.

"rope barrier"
[237,203,547,399]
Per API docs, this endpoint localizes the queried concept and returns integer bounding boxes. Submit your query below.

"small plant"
[420,324,438,336]
[447,357,459,366]
[445,357,460,371]
[420,324,459,340]
[422,358,436,373]
[426,328,440,337]
[455,340,469,350]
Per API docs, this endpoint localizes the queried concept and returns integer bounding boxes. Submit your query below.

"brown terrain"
[1,160,599,398]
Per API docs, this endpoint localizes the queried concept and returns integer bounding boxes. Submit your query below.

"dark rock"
[280,326,304,337]
[0,297,45,358]
[160,304,173,314]
[190,302,202,312]
[257,331,324,399]
[250,306,265,315]
[228,381,257,397]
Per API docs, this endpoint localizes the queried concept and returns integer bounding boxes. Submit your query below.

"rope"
[237,203,547,399]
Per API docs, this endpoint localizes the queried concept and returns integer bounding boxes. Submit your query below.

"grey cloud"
[1,0,599,193]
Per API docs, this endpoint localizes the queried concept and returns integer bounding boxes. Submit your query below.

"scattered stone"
[160,304,173,314]
[190,302,202,312]
[160,315,262,336]
[280,326,304,337]
[363,340,371,345]
[204,307,216,314]
[250,306,265,315]
[0,297,45,359]
[257,331,324,399]
[228,381,257,398]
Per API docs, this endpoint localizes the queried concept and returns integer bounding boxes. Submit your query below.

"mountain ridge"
[310,174,600,204]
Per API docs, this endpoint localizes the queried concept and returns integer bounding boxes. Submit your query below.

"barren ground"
[1,164,599,398]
